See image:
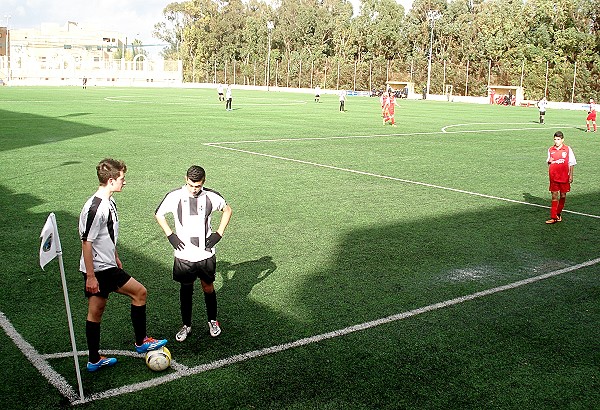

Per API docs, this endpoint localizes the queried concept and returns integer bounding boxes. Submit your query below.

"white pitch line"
[42,350,189,372]
[103,96,308,106]
[202,123,580,145]
[0,311,79,402]
[72,256,600,405]
[440,123,578,133]
[204,142,600,220]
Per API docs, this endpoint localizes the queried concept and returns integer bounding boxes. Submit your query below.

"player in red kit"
[546,131,576,224]
[384,92,399,126]
[380,91,389,123]
[586,98,596,132]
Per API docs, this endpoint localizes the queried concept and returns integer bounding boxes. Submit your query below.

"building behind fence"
[0,22,182,87]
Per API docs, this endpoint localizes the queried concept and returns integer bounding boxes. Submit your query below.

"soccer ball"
[145,347,171,371]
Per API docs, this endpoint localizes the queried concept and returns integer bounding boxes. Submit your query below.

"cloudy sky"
[2,0,414,47]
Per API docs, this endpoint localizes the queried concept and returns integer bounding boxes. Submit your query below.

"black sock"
[131,304,146,345]
[86,320,101,363]
[180,283,194,326]
[204,290,218,321]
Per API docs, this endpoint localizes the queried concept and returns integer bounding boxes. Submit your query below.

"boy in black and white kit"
[80,158,167,372]
[537,96,547,124]
[155,165,232,342]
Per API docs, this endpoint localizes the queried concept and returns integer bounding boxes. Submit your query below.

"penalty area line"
[77,256,600,405]
[202,123,576,146]
[203,143,600,220]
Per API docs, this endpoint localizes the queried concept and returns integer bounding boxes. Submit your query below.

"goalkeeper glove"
[205,232,222,249]
[168,233,185,251]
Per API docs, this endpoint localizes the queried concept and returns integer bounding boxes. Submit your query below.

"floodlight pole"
[266,21,274,91]
[426,10,441,98]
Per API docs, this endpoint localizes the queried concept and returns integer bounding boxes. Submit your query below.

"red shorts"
[549,181,570,193]
[587,111,596,121]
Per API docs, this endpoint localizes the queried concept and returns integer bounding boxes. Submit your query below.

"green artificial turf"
[0,87,598,409]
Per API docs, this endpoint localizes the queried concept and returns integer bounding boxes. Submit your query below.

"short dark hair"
[554,131,564,139]
[97,158,126,184]
[186,165,206,182]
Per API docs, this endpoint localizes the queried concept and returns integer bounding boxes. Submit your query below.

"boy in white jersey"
[537,96,547,124]
[79,158,167,372]
[155,165,232,342]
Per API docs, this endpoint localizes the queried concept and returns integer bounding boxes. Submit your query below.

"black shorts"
[173,255,216,284]
[83,267,131,299]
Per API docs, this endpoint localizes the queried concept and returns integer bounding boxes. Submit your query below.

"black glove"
[205,232,222,249]
[168,233,185,251]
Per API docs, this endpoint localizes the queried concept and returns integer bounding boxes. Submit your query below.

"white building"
[0,22,182,86]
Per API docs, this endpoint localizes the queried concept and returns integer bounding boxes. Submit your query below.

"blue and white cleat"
[87,356,117,372]
[135,336,168,353]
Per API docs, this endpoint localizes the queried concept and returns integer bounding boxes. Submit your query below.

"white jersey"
[538,99,547,113]
[79,195,119,272]
[155,186,227,262]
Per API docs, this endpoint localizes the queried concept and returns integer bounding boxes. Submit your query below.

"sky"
[2,0,414,50]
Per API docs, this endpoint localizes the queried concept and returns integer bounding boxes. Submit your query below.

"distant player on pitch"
[339,89,346,112]
[537,96,547,124]
[586,98,596,132]
[384,92,399,127]
[225,84,233,111]
[380,91,389,123]
[546,131,576,224]
[155,165,232,342]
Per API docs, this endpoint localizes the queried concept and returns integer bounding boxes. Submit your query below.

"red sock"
[550,200,559,219]
[587,124,590,131]
[557,197,566,215]
[595,124,597,131]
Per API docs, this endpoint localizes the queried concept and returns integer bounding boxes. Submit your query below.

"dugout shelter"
[386,81,415,99]
[488,85,524,106]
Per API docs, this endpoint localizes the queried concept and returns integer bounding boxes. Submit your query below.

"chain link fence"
[193,54,597,103]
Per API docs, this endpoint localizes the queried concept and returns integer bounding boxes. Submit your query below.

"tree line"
[153,0,600,102]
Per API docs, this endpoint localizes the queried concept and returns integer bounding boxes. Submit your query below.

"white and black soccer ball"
[145,346,172,371]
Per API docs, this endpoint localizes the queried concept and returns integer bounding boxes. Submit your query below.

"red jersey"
[587,102,596,121]
[388,95,396,114]
[547,144,576,183]
[380,94,389,109]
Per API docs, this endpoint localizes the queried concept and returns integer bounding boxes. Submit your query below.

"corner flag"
[40,213,61,269]
[39,213,85,401]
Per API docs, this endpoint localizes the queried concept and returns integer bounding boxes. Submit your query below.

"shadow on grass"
[522,192,547,205]
[1,178,600,408]
[0,109,112,152]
